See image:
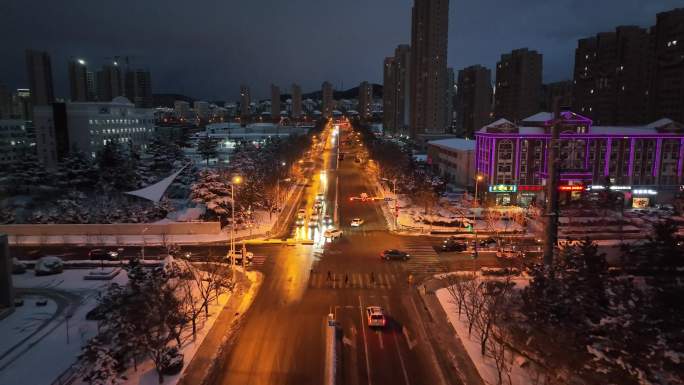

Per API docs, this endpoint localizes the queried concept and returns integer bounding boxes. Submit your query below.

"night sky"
[1,0,681,101]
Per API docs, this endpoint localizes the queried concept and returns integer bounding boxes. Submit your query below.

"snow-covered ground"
[1,267,257,385]
[436,287,535,385]
[1,269,128,385]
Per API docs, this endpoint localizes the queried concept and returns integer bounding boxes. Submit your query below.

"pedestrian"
[344,273,349,286]
[327,270,332,281]
[407,274,414,287]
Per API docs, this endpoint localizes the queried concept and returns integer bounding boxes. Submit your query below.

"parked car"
[366,306,387,328]
[88,248,118,260]
[350,218,364,227]
[324,228,343,239]
[441,239,467,252]
[380,249,410,261]
[12,258,27,274]
[35,256,64,276]
[316,193,325,202]
[323,215,332,225]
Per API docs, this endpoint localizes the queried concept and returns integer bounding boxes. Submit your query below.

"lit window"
[590,89,594,94]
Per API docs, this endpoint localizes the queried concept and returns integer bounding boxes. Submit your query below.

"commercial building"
[68,58,90,102]
[34,97,154,168]
[25,49,54,106]
[474,110,684,206]
[455,65,492,138]
[193,101,210,120]
[0,85,12,119]
[445,68,455,132]
[494,48,542,123]
[240,85,251,119]
[410,0,450,136]
[96,64,124,102]
[572,26,651,125]
[291,84,302,118]
[427,138,476,189]
[321,81,334,118]
[383,44,411,136]
[0,119,29,166]
[124,69,152,108]
[174,100,190,119]
[358,81,373,119]
[271,84,280,121]
[650,8,684,124]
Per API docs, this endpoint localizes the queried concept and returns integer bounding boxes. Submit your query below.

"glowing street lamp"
[229,175,243,263]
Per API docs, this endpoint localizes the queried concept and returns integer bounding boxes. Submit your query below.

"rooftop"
[428,138,476,151]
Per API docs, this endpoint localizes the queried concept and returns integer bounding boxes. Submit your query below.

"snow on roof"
[125,164,189,203]
[645,118,674,128]
[428,138,476,151]
[522,112,552,122]
[477,118,514,132]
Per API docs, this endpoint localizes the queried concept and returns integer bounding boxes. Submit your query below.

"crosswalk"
[309,272,398,290]
[401,238,446,276]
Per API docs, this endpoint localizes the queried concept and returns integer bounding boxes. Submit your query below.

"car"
[350,218,364,227]
[35,256,64,276]
[316,193,325,202]
[308,218,319,227]
[380,249,410,261]
[355,157,361,163]
[338,153,345,161]
[324,228,343,239]
[297,209,306,218]
[313,202,323,212]
[477,237,497,248]
[227,249,254,264]
[323,215,332,225]
[366,306,387,327]
[441,239,467,252]
[88,249,119,260]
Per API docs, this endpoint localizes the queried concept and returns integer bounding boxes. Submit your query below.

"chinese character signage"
[488,184,517,193]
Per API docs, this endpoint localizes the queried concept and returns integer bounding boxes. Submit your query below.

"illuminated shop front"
[475,111,684,205]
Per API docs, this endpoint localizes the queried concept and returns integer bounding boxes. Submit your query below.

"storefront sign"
[632,189,657,195]
[518,185,543,191]
[588,185,631,191]
[632,197,650,208]
[488,184,517,193]
[559,185,584,192]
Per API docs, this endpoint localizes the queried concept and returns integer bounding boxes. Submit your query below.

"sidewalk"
[177,269,263,385]
[416,278,485,385]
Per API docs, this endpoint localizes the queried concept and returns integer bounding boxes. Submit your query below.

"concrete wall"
[0,222,221,236]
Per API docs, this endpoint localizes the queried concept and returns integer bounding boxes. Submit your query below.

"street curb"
[176,270,263,385]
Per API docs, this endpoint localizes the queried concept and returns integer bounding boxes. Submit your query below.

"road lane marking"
[402,326,417,350]
[391,327,411,385]
[358,295,373,385]
[377,331,384,349]
[408,295,448,385]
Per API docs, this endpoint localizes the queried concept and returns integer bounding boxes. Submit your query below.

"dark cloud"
[0,0,680,100]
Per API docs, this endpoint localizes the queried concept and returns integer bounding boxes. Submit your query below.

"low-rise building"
[34,97,154,168]
[475,110,684,206]
[427,138,476,189]
[0,119,30,166]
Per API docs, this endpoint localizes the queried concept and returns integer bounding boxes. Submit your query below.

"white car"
[324,228,343,239]
[366,306,387,328]
[323,215,332,225]
[350,218,364,227]
[228,250,254,264]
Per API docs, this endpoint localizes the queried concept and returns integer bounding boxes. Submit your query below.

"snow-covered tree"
[79,337,120,385]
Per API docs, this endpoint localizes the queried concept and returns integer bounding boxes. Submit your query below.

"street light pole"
[229,175,242,269]
[473,175,483,258]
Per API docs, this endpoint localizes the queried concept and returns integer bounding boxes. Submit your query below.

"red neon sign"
[518,185,543,191]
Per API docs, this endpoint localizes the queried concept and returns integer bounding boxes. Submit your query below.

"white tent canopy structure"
[125,164,190,203]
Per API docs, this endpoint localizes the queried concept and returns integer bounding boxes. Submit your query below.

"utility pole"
[542,98,562,266]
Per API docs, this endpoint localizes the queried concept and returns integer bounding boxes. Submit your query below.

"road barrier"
[0,222,221,236]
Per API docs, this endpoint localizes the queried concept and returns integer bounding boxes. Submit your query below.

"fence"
[0,222,221,237]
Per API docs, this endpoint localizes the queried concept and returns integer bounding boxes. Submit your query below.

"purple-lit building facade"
[475,111,684,206]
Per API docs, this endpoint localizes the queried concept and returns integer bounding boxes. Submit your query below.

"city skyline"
[1,0,682,100]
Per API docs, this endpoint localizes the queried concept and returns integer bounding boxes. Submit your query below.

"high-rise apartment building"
[96,64,124,102]
[650,8,684,124]
[572,26,651,125]
[174,100,190,118]
[409,0,450,136]
[321,81,334,118]
[0,85,11,119]
[445,68,455,131]
[124,69,152,108]
[383,45,412,136]
[271,84,280,121]
[68,58,90,102]
[25,49,54,106]
[455,65,492,138]
[291,84,302,118]
[542,80,573,112]
[194,101,210,120]
[358,81,373,119]
[240,85,251,119]
[494,48,542,122]
[86,71,96,101]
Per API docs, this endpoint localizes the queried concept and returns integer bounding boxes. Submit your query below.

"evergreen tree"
[196,135,219,166]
